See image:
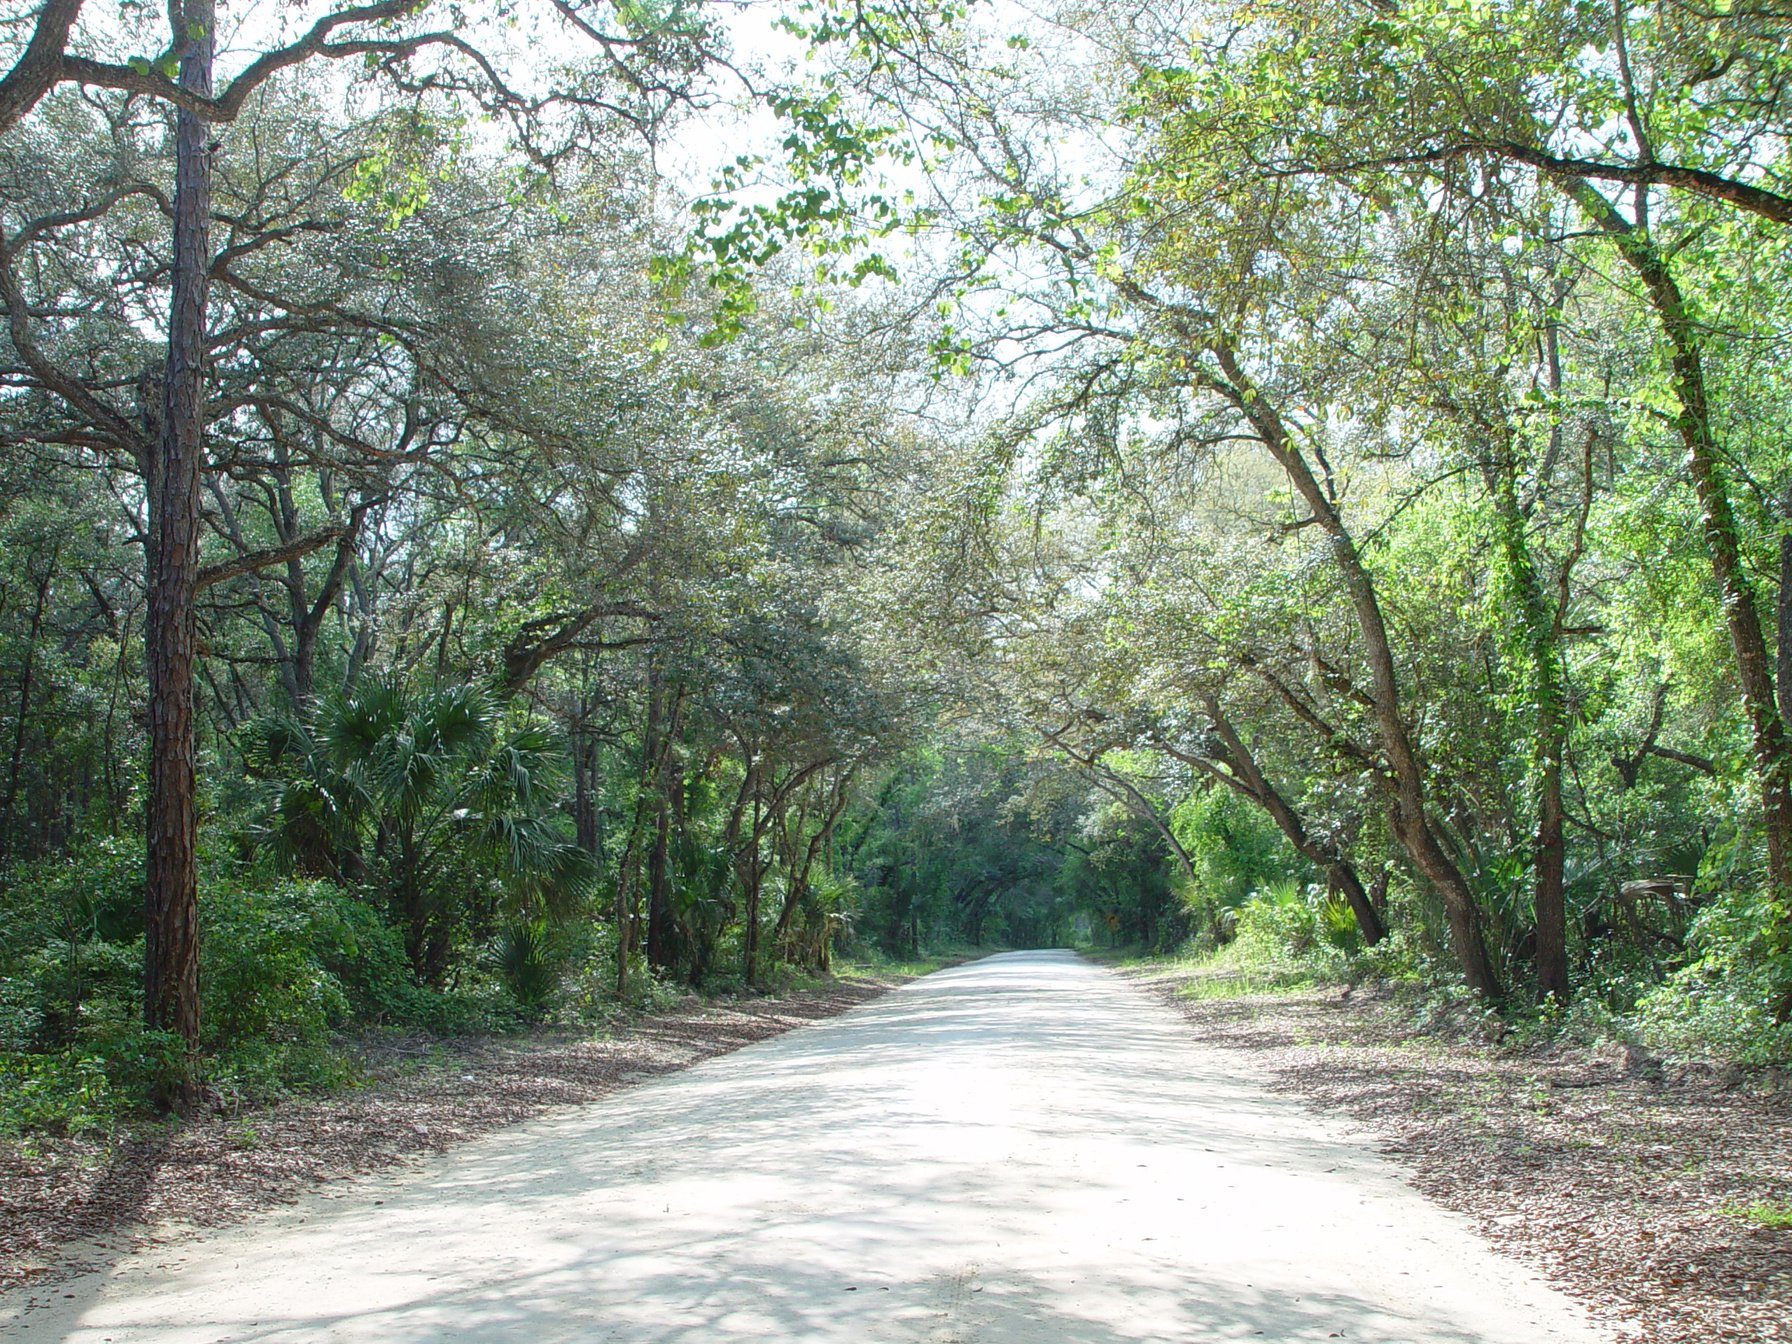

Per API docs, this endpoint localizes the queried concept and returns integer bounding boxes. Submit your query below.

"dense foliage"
[4,0,1792,1129]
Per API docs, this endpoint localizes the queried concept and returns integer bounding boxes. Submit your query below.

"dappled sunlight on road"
[7,952,1608,1342]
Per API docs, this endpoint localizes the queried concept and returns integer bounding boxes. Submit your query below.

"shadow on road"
[16,952,1606,1343]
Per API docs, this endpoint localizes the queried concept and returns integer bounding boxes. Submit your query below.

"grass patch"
[1174,968,1323,1000]
[835,943,991,980]
[1722,1200,1792,1229]
[1080,936,1334,1000]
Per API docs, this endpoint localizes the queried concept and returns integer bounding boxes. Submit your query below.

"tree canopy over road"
[3,0,1791,1124]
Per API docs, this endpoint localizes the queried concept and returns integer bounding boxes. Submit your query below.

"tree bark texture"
[1205,345,1502,997]
[1484,434,1570,1001]
[0,0,86,136]
[1572,180,1792,905]
[143,0,214,1089]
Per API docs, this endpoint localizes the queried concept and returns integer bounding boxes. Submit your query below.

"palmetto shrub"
[245,675,595,987]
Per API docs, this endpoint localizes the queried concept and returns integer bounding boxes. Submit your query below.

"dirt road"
[2,952,1612,1342]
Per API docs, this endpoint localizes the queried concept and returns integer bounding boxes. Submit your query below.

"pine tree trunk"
[143,0,214,1107]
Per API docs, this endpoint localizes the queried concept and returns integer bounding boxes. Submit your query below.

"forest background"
[2,0,1791,1133]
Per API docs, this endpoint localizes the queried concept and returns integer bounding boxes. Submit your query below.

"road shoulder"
[1115,959,1792,1344]
[0,971,923,1294]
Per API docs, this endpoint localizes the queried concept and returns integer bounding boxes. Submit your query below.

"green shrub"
[199,879,361,1100]
[1313,890,1362,952]
[1170,790,1308,943]
[0,845,194,1124]
[401,978,522,1035]
[490,918,561,1017]
[1635,889,1792,1064]
[201,882,355,1046]
[1354,926,1425,983]
[297,891,415,1023]
[0,934,142,1056]
[0,837,144,963]
[1183,879,1360,993]
[0,1013,182,1137]
[0,1050,115,1136]
[21,938,141,1045]
[0,975,42,1054]
[0,865,540,1126]
[75,1019,187,1104]
[1232,880,1322,962]
[566,926,682,1018]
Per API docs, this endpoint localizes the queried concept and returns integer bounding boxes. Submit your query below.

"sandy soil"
[0,973,905,1294]
[1121,963,1792,1344]
[3,951,1608,1343]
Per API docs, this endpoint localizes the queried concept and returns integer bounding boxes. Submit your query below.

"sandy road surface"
[3,951,1611,1343]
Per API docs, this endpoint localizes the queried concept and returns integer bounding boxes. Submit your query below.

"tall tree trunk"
[644,665,676,972]
[614,813,644,1002]
[398,834,431,981]
[1205,343,1501,996]
[0,549,54,864]
[1533,747,1569,994]
[645,778,674,969]
[288,524,359,704]
[573,725,598,855]
[1484,433,1570,1001]
[1570,181,1792,905]
[1779,485,1792,735]
[613,668,664,1002]
[743,790,762,987]
[143,0,214,1101]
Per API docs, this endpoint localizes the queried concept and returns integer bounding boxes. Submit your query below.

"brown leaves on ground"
[1127,967,1792,1344]
[0,975,903,1292]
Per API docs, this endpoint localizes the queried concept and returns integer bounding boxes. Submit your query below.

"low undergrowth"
[1111,875,1792,1068]
[1,839,981,1142]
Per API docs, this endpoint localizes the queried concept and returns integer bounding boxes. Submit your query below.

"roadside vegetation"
[1119,956,1792,1344]
[1094,833,1792,1069]
[6,0,1792,1166]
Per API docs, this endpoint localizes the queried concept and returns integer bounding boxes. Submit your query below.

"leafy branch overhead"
[3,0,1792,1149]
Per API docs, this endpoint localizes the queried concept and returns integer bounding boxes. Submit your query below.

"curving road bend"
[3,951,1612,1343]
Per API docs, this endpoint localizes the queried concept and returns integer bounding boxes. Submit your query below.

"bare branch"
[59,0,439,124]
[195,525,346,591]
